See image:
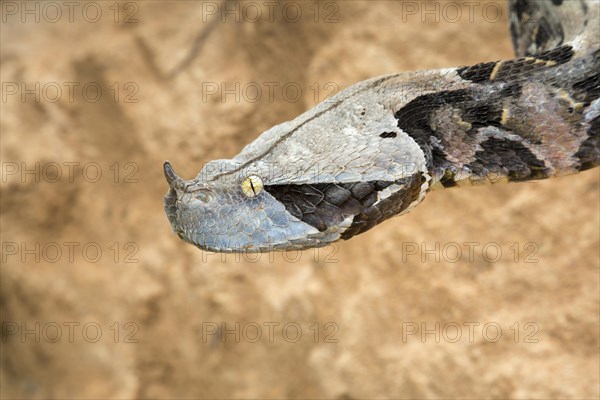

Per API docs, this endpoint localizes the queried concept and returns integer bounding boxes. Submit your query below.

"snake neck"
[394,1,599,189]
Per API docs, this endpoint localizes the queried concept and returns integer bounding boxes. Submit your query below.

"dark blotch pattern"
[574,116,600,170]
[513,0,536,22]
[535,44,573,63]
[467,138,550,181]
[394,83,561,182]
[264,176,423,235]
[341,174,426,240]
[534,18,565,50]
[511,0,538,54]
[572,73,600,105]
[395,88,509,172]
[457,45,573,84]
[439,170,459,188]
[456,62,497,84]
[264,181,384,232]
[510,0,566,56]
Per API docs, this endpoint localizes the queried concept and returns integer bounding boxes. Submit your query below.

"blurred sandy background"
[1,0,599,398]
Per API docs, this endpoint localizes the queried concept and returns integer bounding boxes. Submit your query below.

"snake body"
[164,0,599,252]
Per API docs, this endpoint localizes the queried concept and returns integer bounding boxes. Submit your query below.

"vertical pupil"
[249,178,256,194]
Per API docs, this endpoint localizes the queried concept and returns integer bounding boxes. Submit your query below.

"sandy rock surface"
[1,1,598,398]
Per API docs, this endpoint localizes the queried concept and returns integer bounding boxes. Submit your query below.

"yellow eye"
[241,175,263,198]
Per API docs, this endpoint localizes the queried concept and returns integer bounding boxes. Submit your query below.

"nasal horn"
[164,161,186,191]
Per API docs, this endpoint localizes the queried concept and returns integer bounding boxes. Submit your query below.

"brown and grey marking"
[164,0,599,252]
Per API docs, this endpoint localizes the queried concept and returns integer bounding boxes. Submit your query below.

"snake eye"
[241,175,263,198]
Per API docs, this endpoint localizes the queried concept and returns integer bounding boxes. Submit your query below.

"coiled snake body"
[164,0,599,252]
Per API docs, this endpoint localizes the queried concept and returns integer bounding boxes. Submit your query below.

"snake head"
[163,76,432,253]
[163,160,329,252]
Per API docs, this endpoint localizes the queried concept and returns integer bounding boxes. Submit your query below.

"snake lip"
[164,161,186,191]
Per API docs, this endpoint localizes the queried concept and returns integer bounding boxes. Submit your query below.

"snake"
[164,0,599,252]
